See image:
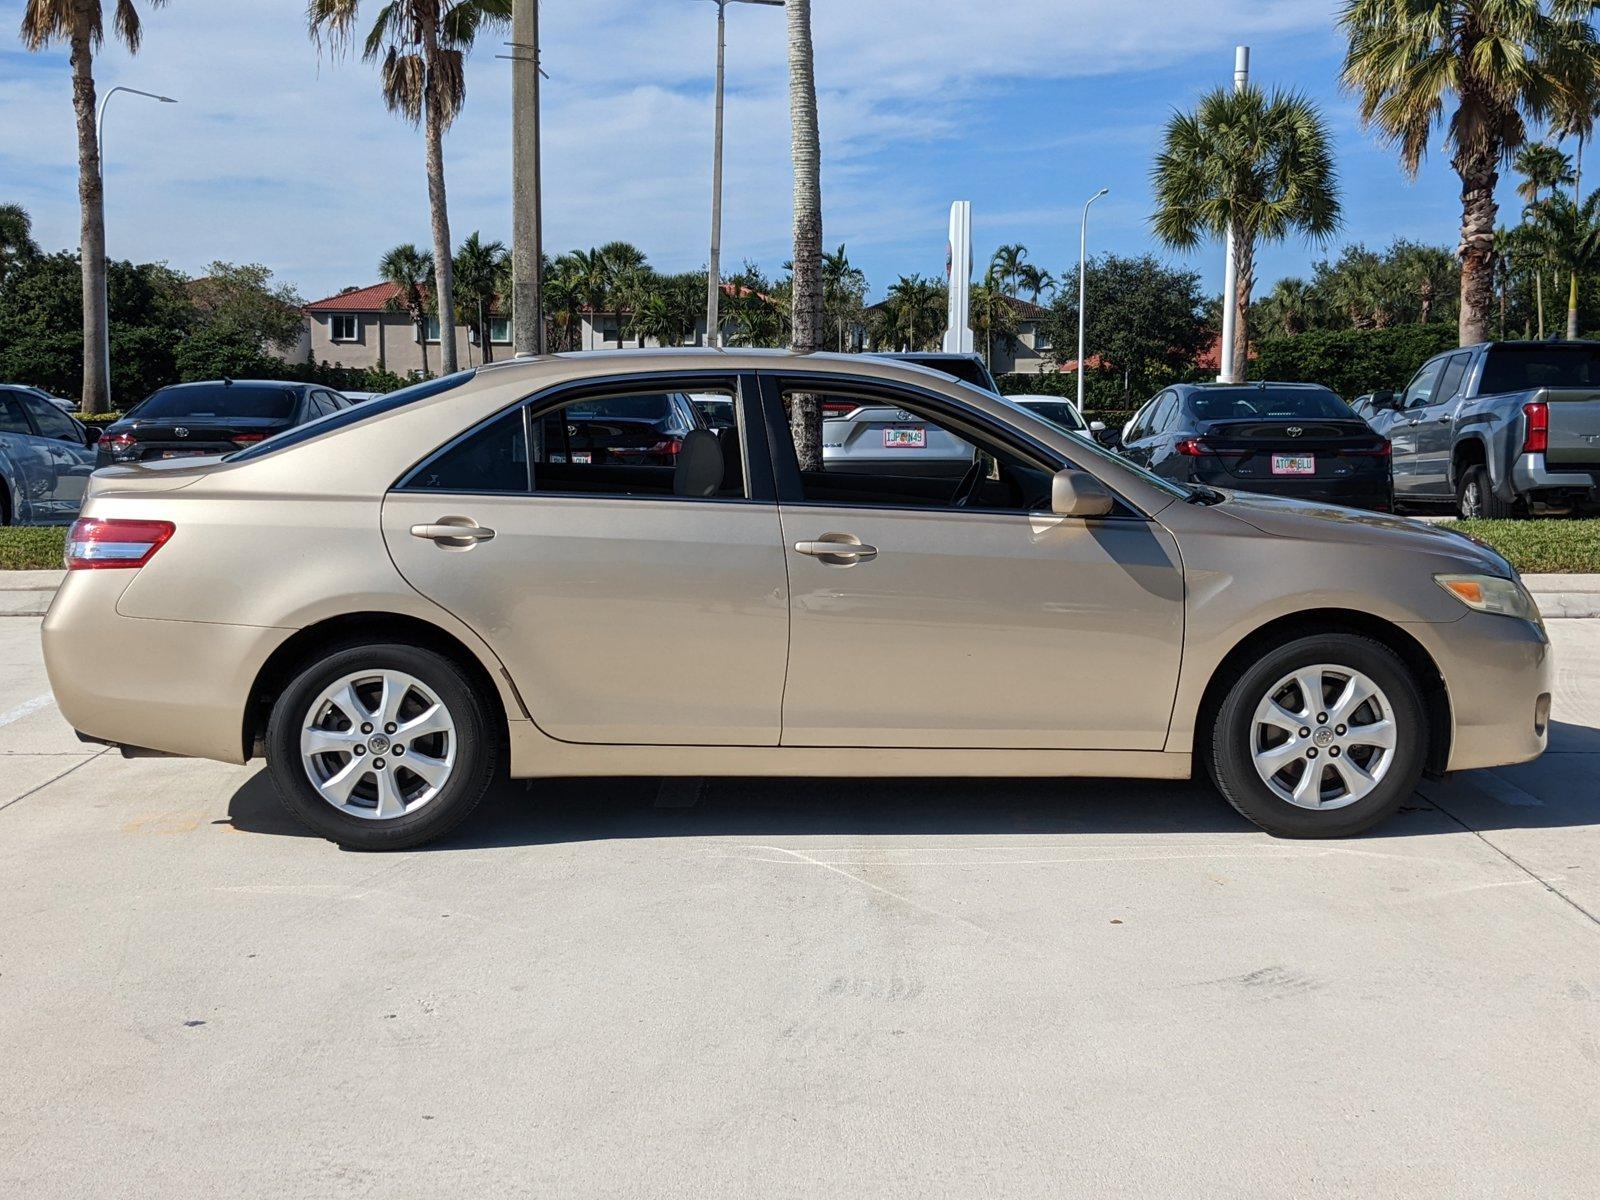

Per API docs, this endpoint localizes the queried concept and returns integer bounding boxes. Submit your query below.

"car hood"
[1212,490,1515,577]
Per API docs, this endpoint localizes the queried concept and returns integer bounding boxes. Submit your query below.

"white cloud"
[0,0,1336,300]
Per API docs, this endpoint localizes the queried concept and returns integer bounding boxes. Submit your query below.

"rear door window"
[1435,354,1471,402]
[0,392,31,435]
[20,395,82,441]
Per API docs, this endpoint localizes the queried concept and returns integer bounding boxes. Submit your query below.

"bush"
[1252,325,1457,399]
[0,527,67,571]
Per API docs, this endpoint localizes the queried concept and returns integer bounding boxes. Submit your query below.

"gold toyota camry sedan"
[42,351,1552,849]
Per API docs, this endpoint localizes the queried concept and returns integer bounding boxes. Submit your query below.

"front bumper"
[41,570,291,764]
[1407,609,1553,772]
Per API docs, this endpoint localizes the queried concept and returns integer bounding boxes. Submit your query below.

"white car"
[1005,394,1105,438]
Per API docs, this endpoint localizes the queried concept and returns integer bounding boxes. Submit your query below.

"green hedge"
[0,526,67,571]
[1252,325,1458,400]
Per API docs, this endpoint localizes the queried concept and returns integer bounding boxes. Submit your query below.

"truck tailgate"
[1539,388,1600,466]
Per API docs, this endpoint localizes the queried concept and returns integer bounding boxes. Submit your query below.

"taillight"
[822,401,856,418]
[230,433,266,447]
[1175,437,1214,456]
[64,518,175,570]
[1344,440,1392,458]
[647,438,683,458]
[101,432,137,456]
[1522,401,1549,454]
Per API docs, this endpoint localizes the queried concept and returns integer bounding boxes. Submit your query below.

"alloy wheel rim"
[1462,481,1481,518]
[1249,664,1397,811]
[299,669,457,820]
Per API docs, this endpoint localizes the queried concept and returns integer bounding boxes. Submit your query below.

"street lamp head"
[156,95,178,104]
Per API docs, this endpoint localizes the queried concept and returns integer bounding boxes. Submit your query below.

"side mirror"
[1089,420,1106,433]
[1370,390,1400,412]
[80,423,102,446]
[1050,468,1114,518]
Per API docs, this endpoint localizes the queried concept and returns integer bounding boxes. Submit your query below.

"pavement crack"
[1420,786,1600,932]
[0,748,110,816]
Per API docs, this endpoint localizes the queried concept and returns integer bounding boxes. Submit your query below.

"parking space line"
[0,693,54,729]
[0,747,108,816]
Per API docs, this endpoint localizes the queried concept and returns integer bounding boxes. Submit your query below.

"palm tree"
[821,244,867,351]
[1153,85,1340,381]
[1256,277,1315,336]
[1514,143,1575,336]
[873,275,947,351]
[453,231,505,363]
[379,242,434,375]
[1016,263,1056,305]
[542,268,582,352]
[989,243,1030,296]
[971,270,1021,367]
[21,0,165,414]
[309,0,511,376]
[1341,0,1600,346]
[0,203,39,285]
[1530,191,1600,338]
[785,0,824,468]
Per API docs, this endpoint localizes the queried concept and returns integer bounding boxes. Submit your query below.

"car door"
[1389,357,1445,498]
[1410,352,1471,496]
[16,393,97,520]
[0,390,52,523]
[381,372,791,746]
[760,372,1185,750]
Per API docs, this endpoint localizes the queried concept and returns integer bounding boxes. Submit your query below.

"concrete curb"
[2,570,1598,618]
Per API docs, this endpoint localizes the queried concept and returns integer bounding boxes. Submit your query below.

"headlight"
[1435,574,1543,624]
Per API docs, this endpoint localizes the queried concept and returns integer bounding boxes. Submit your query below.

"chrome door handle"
[794,536,877,564]
[411,519,496,546]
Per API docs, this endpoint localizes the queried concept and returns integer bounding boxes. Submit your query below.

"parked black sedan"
[96,380,351,467]
[1117,382,1394,511]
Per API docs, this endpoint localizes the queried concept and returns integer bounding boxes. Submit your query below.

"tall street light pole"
[702,0,783,349]
[97,86,176,408]
[1076,187,1108,413]
[1217,45,1249,383]
[509,1,545,356]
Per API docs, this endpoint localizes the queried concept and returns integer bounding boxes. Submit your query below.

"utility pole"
[510,0,544,356]
[1076,187,1108,413]
[703,0,784,348]
[1217,45,1249,383]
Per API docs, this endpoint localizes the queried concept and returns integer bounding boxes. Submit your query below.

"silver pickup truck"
[1360,341,1600,517]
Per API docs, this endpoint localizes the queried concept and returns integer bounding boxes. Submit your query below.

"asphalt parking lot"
[2,616,1598,1198]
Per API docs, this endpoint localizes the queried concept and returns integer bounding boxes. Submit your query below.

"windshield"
[881,354,999,394]
[1480,344,1600,392]
[564,394,673,421]
[133,384,298,421]
[1190,387,1352,422]
[1019,400,1087,431]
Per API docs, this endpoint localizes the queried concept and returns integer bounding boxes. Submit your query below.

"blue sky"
[0,1,1537,306]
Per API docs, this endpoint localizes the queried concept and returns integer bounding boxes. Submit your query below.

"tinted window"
[1190,388,1353,421]
[1020,401,1087,431]
[21,395,81,441]
[563,394,673,422]
[228,370,477,462]
[1479,344,1600,392]
[1435,353,1471,401]
[405,409,528,493]
[882,355,1000,394]
[529,389,741,497]
[1148,394,1180,433]
[135,384,299,420]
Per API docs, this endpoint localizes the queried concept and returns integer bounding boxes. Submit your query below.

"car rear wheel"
[266,642,498,850]
[1457,464,1514,519]
[1207,633,1427,838]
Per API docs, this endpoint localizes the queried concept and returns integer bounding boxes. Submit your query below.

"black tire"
[1207,633,1427,838]
[1457,464,1514,519]
[265,642,498,850]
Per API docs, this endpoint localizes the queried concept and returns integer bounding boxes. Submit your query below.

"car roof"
[154,379,309,391]
[1180,381,1335,392]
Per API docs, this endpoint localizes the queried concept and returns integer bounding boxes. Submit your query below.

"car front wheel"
[1207,633,1427,838]
[266,642,498,850]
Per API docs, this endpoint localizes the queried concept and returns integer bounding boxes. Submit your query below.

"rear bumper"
[1190,467,1391,510]
[1506,453,1600,502]
[42,570,291,764]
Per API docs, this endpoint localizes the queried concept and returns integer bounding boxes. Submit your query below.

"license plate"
[1271,454,1315,475]
[159,450,208,459]
[571,451,592,464]
[883,427,926,449]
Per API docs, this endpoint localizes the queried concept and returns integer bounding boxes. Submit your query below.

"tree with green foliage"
[1152,85,1341,380]
[1341,0,1600,345]
[21,0,169,413]
[0,203,39,285]
[1515,142,1576,334]
[453,231,506,363]
[871,275,947,352]
[378,242,434,375]
[1040,254,1209,405]
[309,0,512,376]
[1529,190,1600,338]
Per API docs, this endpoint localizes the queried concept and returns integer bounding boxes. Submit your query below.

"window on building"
[330,314,360,341]
[488,318,511,344]
[424,316,443,343]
